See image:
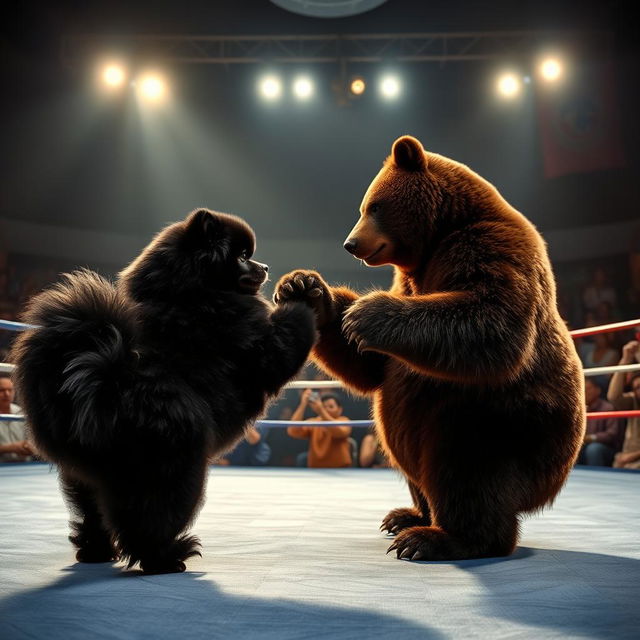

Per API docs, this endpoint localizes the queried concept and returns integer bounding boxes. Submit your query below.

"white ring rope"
[3,362,640,379]
[283,380,344,389]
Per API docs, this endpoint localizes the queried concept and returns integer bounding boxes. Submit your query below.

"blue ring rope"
[259,420,374,427]
[0,414,375,427]
[0,319,39,331]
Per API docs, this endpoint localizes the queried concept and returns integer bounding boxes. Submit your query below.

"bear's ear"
[186,208,224,246]
[392,135,427,171]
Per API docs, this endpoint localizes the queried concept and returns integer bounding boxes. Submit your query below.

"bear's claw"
[381,507,427,535]
[387,528,434,561]
[388,526,478,561]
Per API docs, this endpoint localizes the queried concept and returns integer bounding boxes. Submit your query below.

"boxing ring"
[1,319,640,639]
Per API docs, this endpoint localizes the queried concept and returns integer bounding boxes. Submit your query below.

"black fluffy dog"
[10,208,316,573]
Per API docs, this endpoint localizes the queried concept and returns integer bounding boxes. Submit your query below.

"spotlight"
[259,75,283,101]
[292,76,314,100]
[101,63,127,88]
[496,72,522,98]
[349,76,366,96]
[379,75,401,100]
[539,57,563,83]
[137,73,167,102]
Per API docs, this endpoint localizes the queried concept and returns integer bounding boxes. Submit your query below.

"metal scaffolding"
[61,30,602,66]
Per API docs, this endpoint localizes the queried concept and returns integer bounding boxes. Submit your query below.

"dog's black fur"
[10,208,316,573]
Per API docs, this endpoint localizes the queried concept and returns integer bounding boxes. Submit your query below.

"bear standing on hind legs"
[275,135,585,561]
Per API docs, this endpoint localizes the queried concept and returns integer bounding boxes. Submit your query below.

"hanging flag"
[536,60,625,178]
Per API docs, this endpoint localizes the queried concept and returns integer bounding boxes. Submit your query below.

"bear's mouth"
[363,244,386,262]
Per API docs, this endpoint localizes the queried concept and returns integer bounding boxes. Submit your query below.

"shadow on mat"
[415,546,640,638]
[0,563,441,640]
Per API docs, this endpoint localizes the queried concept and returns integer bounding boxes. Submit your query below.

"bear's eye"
[369,203,380,215]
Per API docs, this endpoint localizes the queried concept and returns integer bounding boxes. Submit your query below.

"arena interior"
[1,1,639,638]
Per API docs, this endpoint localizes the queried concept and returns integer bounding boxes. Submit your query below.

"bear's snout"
[343,238,358,254]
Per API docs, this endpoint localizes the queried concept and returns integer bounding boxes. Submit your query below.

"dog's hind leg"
[107,460,208,574]
[61,473,118,563]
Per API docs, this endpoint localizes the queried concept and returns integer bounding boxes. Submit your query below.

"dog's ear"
[186,209,224,247]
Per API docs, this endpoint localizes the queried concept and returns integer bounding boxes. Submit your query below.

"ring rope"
[280,380,344,389]
[258,419,374,427]
[580,363,640,377]
[0,319,39,331]
[0,414,375,427]
[3,413,640,423]
[2,361,639,378]
[569,319,640,339]
[585,410,640,420]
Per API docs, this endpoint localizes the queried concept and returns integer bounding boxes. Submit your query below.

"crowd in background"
[1,240,640,469]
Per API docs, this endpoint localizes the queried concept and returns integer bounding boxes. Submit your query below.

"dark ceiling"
[1,0,637,246]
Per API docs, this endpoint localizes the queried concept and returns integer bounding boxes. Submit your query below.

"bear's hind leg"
[381,480,432,534]
[61,474,118,563]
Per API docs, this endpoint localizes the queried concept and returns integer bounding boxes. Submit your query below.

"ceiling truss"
[61,30,601,66]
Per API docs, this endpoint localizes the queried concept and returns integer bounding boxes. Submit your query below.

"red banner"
[536,61,625,178]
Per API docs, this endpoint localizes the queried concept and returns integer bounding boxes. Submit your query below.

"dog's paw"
[140,558,187,574]
[136,534,202,574]
[70,530,118,563]
[75,545,119,563]
[274,270,334,327]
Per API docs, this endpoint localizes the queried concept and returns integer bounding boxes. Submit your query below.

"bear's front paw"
[381,507,428,535]
[342,292,399,353]
[274,270,334,327]
[387,526,472,561]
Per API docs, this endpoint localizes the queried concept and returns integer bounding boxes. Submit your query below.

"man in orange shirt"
[287,389,352,467]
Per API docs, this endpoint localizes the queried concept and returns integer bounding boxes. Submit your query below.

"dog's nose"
[343,239,358,254]
[262,263,269,273]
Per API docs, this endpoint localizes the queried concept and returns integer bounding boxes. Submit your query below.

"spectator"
[628,226,640,308]
[214,425,271,466]
[576,378,624,467]
[287,390,352,468]
[259,403,299,466]
[594,300,616,326]
[578,331,619,391]
[581,265,618,316]
[0,373,36,462]
[277,405,293,421]
[359,431,391,468]
[607,341,640,470]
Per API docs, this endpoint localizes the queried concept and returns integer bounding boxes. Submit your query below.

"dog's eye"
[238,250,248,263]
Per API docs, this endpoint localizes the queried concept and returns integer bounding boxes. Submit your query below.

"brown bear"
[274,135,585,561]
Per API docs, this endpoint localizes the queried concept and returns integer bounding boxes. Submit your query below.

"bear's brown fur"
[275,135,585,561]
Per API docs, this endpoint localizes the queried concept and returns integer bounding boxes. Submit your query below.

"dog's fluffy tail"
[10,269,136,447]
